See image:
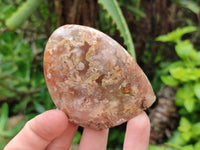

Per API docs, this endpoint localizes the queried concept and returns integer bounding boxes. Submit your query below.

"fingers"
[46,121,78,150]
[78,128,109,150]
[5,110,150,150]
[123,112,150,150]
[4,109,69,150]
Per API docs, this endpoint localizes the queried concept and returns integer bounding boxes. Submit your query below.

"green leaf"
[182,145,194,150]
[184,97,195,113]
[194,141,200,150]
[120,4,146,18]
[0,138,7,150]
[175,40,197,60]
[98,0,136,60]
[181,131,192,142]
[148,144,165,150]
[0,121,24,138]
[175,89,186,106]
[195,52,200,65]
[194,82,200,100]
[0,103,9,131]
[178,84,194,97]
[6,0,45,30]
[25,113,38,120]
[178,107,189,115]
[175,83,195,109]
[178,117,191,132]
[172,0,200,14]
[170,68,200,82]
[192,122,200,136]
[156,26,197,43]
[0,4,16,21]
[0,62,17,78]
[163,61,185,73]
[73,131,81,144]
[167,130,188,145]
[34,102,45,113]
[161,75,179,86]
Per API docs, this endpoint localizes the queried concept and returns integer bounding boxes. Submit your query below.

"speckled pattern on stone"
[44,25,156,130]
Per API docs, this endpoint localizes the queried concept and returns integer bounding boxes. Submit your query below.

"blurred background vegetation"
[0,0,200,149]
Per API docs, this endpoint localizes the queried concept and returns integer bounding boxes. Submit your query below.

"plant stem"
[165,143,185,150]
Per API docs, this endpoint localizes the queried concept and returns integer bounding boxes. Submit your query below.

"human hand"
[4,110,150,150]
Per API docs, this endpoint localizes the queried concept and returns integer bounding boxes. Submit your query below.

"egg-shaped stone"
[44,25,156,130]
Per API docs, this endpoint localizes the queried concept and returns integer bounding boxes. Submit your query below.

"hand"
[4,110,150,150]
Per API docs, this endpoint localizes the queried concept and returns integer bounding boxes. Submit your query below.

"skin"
[4,110,150,150]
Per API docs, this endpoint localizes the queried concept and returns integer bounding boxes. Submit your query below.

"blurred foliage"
[1,0,200,149]
[72,131,82,144]
[98,0,136,60]
[172,0,200,14]
[154,26,200,149]
[107,129,125,149]
[119,0,146,21]
[0,103,25,150]
[6,0,44,30]
[0,0,55,148]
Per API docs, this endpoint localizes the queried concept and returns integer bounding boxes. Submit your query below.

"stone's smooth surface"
[44,25,156,130]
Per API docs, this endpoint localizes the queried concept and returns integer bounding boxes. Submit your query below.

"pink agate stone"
[44,25,156,130]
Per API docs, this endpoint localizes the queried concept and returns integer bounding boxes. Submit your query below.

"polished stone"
[44,25,156,130]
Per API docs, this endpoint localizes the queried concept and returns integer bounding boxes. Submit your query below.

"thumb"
[5,109,69,150]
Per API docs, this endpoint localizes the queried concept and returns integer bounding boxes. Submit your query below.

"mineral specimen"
[44,25,156,130]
